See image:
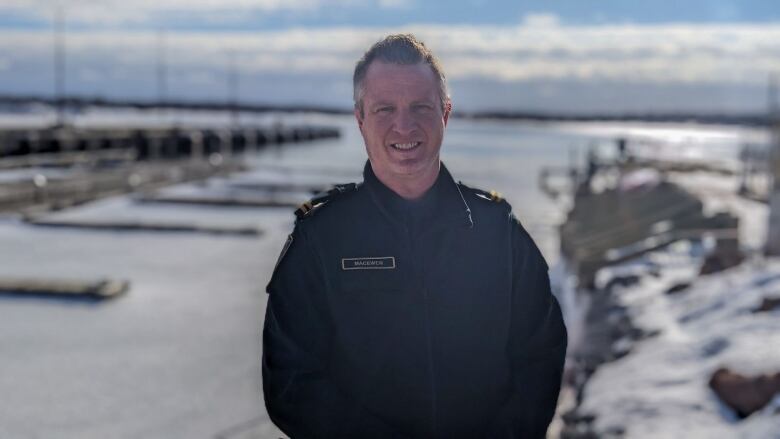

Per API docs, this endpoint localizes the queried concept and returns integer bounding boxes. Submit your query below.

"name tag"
[342,257,396,270]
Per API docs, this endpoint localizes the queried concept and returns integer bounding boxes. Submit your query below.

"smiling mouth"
[389,142,421,151]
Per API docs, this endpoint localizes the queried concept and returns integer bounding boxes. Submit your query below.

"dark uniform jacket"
[263,162,567,439]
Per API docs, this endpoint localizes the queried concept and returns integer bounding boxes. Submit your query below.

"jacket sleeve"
[486,218,568,439]
[262,225,407,439]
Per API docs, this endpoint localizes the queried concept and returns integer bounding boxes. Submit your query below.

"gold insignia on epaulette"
[489,190,503,202]
[293,182,360,221]
[295,200,315,219]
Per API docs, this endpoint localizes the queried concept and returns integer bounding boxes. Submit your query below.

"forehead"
[362,61,439,101]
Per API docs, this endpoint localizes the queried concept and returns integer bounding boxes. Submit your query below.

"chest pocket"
[335,255,407,294]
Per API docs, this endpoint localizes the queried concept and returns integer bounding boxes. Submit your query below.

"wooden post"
[190,131,204,161]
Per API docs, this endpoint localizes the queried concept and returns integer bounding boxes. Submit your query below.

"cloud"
[377,0,413,10]
[519,13,561,28]
[1,19,778,111]
[0,0,341,26]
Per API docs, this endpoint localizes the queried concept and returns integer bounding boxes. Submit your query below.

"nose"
[392,109,417,136]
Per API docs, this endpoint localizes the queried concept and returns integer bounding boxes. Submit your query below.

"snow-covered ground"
[583,248,780,438]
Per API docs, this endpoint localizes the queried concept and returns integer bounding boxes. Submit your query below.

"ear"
[443,99,452,127]
[354,107,364,132]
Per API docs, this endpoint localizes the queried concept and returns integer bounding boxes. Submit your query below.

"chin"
[391,162,432,177]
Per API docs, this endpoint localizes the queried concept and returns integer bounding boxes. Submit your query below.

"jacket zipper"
[407,219,437,437]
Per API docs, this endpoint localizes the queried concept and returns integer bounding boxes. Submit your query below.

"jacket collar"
[363,160,473,230]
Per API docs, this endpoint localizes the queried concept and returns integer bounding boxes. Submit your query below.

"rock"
[611,336,633,358]
[560,426,600,439]
[665,282,691,295]
[604,274,640,291]
[700,338,729,358]
[560,410,600,439]
[699,239,744,275]
[603,425,626,437]
[708,367,780,418]
[561,411,596,424]
[752,296,780,313]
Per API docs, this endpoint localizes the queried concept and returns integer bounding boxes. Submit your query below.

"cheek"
[365,121,390,140]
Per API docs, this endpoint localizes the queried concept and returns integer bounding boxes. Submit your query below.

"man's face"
[355,61,450,189]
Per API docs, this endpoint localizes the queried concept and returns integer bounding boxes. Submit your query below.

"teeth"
[391,142,419,150]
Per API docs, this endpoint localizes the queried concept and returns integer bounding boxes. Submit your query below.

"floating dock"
[0,277,129,300]
[24,217,263,237]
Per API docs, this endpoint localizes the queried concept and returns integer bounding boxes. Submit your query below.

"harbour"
[0,107,775,438]
[2,1,780,436]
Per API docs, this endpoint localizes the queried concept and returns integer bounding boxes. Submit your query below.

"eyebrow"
[371,99,435,108]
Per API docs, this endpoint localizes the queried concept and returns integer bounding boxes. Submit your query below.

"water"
[0,109,766,438]
[242,114,584,260]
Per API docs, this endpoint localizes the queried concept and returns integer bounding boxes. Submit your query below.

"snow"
[581,229,780,438]
[668,171,769,251]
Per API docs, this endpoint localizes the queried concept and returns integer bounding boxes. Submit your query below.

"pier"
[0,124,340,214]
[542,140,744,289]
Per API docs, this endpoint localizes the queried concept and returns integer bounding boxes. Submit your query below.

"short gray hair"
[353,34,449,116]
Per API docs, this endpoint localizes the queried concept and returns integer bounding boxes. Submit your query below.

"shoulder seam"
[458,181,510,208]
[295,182,361,221]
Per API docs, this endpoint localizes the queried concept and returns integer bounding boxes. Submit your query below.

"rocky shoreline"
[559,273,652,438]
[556,251,780,438]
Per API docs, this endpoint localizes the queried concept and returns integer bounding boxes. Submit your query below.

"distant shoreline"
[0,94,773,128]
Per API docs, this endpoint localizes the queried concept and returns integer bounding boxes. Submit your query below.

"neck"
[372,161,440,200]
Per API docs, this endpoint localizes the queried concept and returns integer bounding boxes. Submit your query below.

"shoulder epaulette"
[458,181,505,204]
[295,182,360,220]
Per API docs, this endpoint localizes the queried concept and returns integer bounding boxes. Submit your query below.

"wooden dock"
[0,125,339,163]
[552,159,740,288]
[0,124,340,214]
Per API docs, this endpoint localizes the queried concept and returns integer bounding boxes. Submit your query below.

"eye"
[374,106,393,114]
[412,103,433,112]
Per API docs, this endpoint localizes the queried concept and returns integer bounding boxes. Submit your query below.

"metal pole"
[228,51,239,127]
[765,73,780,255]
[157,29,167,105]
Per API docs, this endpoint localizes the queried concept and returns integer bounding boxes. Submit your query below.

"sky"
[0,0,779,113]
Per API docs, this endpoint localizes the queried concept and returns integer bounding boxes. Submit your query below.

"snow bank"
[582,245,780,438]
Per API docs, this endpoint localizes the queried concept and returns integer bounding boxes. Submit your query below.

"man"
[263,34,567,439]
